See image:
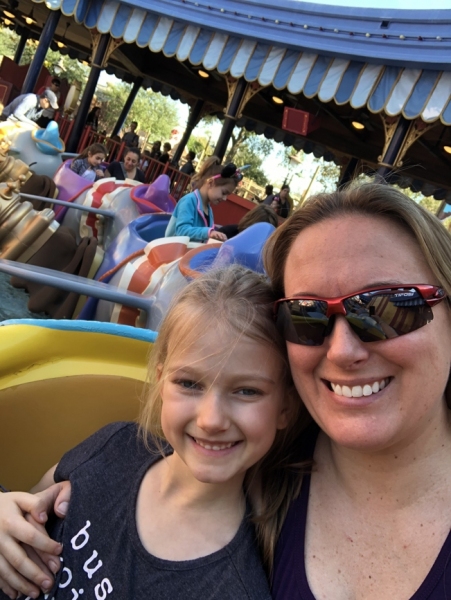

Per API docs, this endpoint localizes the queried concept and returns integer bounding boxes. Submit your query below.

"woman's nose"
[325,315,370,368]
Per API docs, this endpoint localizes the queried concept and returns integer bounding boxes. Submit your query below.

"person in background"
[70,143,106,182]
[1,90,59,127]
[159,142,172,165]
[149,141,161,160]
[262,184,275,206]
[85,106,101,131]
[165,157,240,243]
[36,78,61,127]
[121,121,139,147]
[271,185,292,219]
[105,147,145,182]
[180,150,196,175]
[141,149,152,171]
[218,204,279,240]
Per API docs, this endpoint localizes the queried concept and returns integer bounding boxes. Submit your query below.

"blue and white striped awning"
[37,0,451,125]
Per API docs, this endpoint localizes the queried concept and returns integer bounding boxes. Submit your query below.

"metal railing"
[52,117,192,198]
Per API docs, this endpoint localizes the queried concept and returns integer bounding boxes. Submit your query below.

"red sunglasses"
[274,284,446,346]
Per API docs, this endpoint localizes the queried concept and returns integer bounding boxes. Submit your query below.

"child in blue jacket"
[165,157,241,242]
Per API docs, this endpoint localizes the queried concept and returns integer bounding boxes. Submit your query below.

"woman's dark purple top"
[272,428,451,599]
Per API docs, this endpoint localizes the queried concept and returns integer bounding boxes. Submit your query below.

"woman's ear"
[156,364,163,382]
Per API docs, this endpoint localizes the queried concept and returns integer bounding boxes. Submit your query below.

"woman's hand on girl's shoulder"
[0,483,71,599]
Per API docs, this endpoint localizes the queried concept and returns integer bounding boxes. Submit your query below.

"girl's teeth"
[195,440,234,451]
[331,379,389,398]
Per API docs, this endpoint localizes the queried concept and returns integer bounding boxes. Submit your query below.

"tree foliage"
[0,27,89,88]
[315,160,340,192]
[224,128,272,187]
[98,82,179,140]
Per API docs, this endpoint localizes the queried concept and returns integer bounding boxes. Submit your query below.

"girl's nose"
[325,315,370,368]
[196,392,229,432]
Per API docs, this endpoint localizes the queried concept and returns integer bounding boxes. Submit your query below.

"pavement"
[0,272,47,321]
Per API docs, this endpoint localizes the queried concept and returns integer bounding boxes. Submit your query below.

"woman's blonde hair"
[139,264,310,574]
[264,182,451,299]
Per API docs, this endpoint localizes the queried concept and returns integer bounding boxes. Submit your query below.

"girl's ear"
[276,387,297,430]
[156,364,163,382]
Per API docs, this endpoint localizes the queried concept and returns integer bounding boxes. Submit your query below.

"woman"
[85,106,101,131]
[105,147,145,183]
[266,183,451,598]
[271,185,292,219]
[2,184,451,599]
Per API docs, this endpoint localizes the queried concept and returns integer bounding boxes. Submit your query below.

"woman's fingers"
[0,550,51,599]
[25,515,62,575]
[29,483,69,524]
[8,513,61,555]
[0,573,19,600]
[52,480,71,518]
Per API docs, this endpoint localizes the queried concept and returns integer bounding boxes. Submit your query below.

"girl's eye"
[236,388,261,397]
[175,379,202,391]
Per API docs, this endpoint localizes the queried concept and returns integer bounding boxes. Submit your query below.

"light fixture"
[81,60,89,66]
[443,145,451,154]
[3,17,12,25]
[351,120,365,130]
[3,10,14,18]
[272,96,283,104]
[198,70,209,78]
[22,7,36,25]
[56,41,66,48]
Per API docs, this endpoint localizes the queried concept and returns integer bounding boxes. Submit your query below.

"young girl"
[0,265,305,600]
[165,157,241,243]
[70,143,107,183]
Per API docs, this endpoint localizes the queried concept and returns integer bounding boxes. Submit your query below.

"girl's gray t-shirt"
[44,422,272,600]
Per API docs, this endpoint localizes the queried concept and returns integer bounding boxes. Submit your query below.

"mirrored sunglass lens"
[277,300,329,346]
[343,289,433,341]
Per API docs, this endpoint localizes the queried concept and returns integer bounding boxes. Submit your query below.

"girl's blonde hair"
[139,265,310,574]
[190,156,241,190]
[75,143,107,161]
